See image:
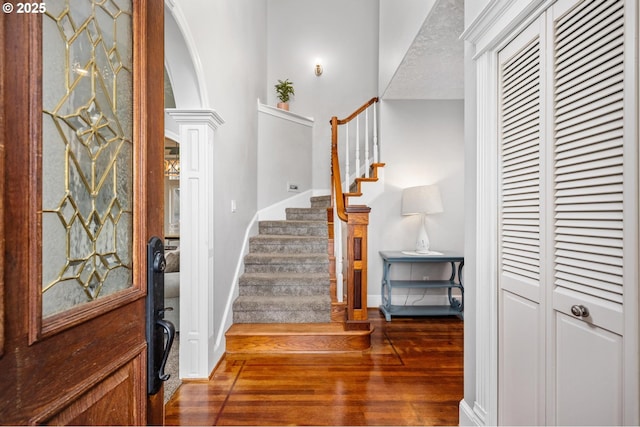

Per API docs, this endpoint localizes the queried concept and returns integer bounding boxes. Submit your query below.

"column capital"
[166,108,225,129]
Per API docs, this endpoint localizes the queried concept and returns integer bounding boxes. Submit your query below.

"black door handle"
[156,318,175,381]
[146,236,176,395]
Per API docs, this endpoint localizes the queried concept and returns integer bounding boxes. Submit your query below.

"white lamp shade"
[401,184,444,215]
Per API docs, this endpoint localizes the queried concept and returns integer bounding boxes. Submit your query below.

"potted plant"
[274,79,295,111]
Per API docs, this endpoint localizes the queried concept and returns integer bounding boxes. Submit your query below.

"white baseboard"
[459,399,483,426]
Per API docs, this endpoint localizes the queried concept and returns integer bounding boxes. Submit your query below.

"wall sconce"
[314,59,323,76]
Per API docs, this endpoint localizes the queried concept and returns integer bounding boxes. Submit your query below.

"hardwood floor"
[165,309,463,426]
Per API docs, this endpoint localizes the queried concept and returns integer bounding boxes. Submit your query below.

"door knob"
[153,252,166,273]
[570,304,589,318]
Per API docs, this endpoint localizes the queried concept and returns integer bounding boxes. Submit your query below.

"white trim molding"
[462,0,551,58]
[166,109,224,379]
[461,1,551,425]
[471,51,499,427]
[165,109,225,129]
[164,0,210,109]
[257,99,314,127]
[459,399,484,426]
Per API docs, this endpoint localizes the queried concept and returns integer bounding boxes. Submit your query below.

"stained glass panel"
[42,0,134,317]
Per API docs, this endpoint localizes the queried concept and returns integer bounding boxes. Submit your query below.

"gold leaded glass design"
[42,0,134,317]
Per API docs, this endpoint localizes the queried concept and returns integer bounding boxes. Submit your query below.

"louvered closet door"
[551,0,630,424]
[497,16,546,426]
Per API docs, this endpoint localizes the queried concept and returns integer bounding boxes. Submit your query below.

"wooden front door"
[0,0,164,424]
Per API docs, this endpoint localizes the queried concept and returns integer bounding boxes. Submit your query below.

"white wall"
[368,100,464,306]
[378,0,436,96]
[172,0,268,366]
[464,0,490,26]
[257,105,314,209]
[267,0,379,190]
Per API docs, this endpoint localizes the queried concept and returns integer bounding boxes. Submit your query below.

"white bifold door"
[497,0,638,425]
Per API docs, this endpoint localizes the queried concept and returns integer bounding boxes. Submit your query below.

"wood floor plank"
[165,309,463,426]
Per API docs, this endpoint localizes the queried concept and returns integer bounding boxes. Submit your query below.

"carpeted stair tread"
[285,207,327,221]
[238,272,329,296]
[233,295,331,323]
[234,295,331,310]
[259,220,328,236]
[239,272,329,285]
[244,253,328,264]
[233,310,331,324]
[244,253,329,274]
[249,235,327,253]
[310,195,331,208]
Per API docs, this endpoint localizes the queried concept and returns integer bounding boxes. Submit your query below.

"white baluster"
[345,123,349,192]
[355,115,360,183]
[365,108,370,178]
[373,102,378,164]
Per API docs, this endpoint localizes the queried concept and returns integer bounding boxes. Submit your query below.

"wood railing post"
[345,205,370,321]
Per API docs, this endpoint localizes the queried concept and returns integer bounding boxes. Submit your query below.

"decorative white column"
[472,51,498,426]
[166,109,224,379]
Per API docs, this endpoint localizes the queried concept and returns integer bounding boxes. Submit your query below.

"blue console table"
[379,251,464,321]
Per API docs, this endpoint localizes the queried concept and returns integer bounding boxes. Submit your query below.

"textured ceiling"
[383,0,464,100]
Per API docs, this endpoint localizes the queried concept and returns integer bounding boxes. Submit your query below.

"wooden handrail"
[335,97,379,125]
[330,116,348,222]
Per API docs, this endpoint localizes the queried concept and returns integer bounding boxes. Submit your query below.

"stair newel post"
[345,206,370,321]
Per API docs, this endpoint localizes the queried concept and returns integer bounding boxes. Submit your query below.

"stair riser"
[239,285,329,297]
[225,333,370,353]
[225,322,373,354]
[285,209,327,221]
[233,296,331,311]
[233,310,331,324]
[310,196,331,209]
[259,223,327,237]
[244,254,328,264]
[239,276,330,286]
[244,264,328,274]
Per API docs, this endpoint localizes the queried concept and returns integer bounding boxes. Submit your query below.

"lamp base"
[415,215,431,253]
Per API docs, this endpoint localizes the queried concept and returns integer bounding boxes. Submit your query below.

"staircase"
[226,195,372,353]
[227,97,383,354]
[232,195,332,323]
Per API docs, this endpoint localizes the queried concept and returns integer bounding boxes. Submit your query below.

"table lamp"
[401,184,443,254]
